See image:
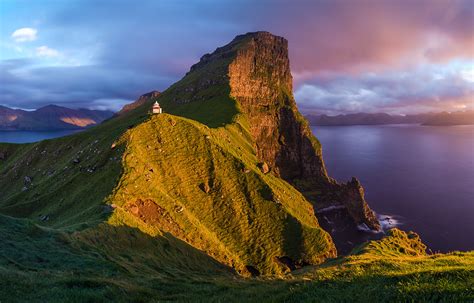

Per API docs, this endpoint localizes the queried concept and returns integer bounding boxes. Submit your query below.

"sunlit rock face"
[228,32,327,181]
[60,117,96,127]
[0,106,22,128]
[6,115,18,122]
[186,31,381,231]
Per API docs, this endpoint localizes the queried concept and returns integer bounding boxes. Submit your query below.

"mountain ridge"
[0,104,114,131]
[306,111,474,126]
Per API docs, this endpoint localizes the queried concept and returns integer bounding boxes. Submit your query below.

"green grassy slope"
[0,109,148,229]
[1,215,472,302]
[0,88,336,276]
[106,113,334,275]
[0,214,234,302]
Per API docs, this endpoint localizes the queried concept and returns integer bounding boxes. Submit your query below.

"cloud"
[295,63,474,115]
[87,98,132,112]
[1,0,473,114]
[460,67,474,82]
[253,0,474,76]
[11,27,38,42]
[0,58,173,110]
[36,46,60,57]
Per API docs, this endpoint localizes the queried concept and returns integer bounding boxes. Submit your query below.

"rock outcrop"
[118,91,161,115]
[185,32,380,231]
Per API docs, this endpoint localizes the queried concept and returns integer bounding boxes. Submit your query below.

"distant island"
[0,105,114,131]
[305,111,474,126]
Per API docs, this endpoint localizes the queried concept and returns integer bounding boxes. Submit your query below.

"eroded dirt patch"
[124,199,183,236]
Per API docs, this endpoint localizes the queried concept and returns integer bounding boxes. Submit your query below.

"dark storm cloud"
[1,0,252,110]
[0,59,174,110]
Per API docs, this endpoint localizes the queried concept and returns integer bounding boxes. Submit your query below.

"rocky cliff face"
[227,33,327,181]
[185,32,380,232]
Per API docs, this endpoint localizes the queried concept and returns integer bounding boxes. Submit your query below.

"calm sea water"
[312,124,474,252]
[0,130,81,143]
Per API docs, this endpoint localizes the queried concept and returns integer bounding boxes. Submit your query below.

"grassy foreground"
[0,214,472,302]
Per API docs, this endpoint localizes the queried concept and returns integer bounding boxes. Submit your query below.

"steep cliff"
[174,32,380,231]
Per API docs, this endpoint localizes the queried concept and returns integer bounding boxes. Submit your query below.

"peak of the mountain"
[0,104,113,131]
[179,31,380,234]
[306,112,404,126]
[37,104,64,110]
[0,105,18,114]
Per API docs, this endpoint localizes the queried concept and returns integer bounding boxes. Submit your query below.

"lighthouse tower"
[152,101,162,114]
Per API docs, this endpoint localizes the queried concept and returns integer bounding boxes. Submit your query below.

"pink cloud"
[257,0,474,76]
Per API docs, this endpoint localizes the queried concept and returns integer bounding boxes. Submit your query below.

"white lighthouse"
[152,101,162,114]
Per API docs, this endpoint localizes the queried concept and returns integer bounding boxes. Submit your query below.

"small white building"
[152,101,162,114]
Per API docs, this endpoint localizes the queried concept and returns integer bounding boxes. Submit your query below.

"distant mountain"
[0,104,114,131]
[306,113,402,126]
[306,111,473,126]
[422,111,474,126]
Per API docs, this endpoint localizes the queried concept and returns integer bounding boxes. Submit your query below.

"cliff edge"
[180,32,380,232]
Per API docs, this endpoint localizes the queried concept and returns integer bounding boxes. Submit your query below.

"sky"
[0,0,473,114]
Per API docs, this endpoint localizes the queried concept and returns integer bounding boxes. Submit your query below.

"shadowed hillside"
[1,214,472,302]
